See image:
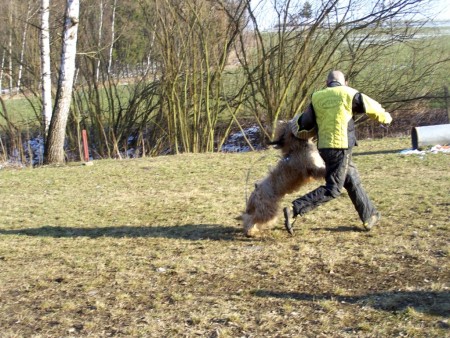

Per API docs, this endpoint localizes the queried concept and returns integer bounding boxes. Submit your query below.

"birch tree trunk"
[0,51,4,94]
[96,0,104,82]
[107,0,117,75]
[8,1,13,93]
[40,0,52,135]
[44,0,79,164]
[17,1,32,92]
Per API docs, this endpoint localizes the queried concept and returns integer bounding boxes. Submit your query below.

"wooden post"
[82,129,89,162]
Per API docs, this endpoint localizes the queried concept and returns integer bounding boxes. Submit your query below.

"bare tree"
[44,0,80,164]
[40,0,52,134]
[152,0,246,153]
[237,0,439,139]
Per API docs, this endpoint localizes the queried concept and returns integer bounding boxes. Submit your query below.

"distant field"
[0,84,133,130]
[0,137,448,336]
[1,95,40,129]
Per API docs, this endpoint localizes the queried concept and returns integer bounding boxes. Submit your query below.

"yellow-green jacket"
[311,85,392,149]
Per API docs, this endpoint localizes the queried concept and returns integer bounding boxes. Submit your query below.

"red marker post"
[82,129,90,162]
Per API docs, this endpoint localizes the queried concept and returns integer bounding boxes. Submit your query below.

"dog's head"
[268,121,312,157]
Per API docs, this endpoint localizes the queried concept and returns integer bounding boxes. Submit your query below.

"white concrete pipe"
[411,124,450,149]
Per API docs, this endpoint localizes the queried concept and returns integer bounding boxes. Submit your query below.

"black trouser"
[292,148,376,223]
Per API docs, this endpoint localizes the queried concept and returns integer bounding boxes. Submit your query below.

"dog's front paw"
[244,224,262,238]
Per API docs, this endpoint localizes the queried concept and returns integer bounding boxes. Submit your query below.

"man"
[284,70,392,234]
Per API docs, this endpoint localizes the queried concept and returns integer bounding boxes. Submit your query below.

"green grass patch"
[0,137,449,336]
[1,95,41,128]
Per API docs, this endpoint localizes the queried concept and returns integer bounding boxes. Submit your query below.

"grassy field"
[0,137,449,337]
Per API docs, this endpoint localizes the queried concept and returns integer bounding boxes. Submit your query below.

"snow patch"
[399,144,450,155]
[221,126,266,152]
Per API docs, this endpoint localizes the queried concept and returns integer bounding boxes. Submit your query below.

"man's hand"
[384,112,393,125]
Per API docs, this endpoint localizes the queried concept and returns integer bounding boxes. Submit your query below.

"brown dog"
[242,122,325,237]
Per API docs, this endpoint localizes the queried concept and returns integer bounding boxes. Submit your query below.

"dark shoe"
[363,212,381,231]
[283,207,296,236]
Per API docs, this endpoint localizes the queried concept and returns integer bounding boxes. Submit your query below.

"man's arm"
[352,92,392,124]
[352,93,366,114]
[288,104,317,140]
[300,104,316,130]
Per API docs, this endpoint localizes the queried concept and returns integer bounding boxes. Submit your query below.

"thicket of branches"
[0,0,449,163]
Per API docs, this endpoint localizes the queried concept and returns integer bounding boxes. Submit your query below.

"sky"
[249,0,450,30]
[434,0,450,20]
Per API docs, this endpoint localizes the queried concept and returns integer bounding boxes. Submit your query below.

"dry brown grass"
[0,137,448,337]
